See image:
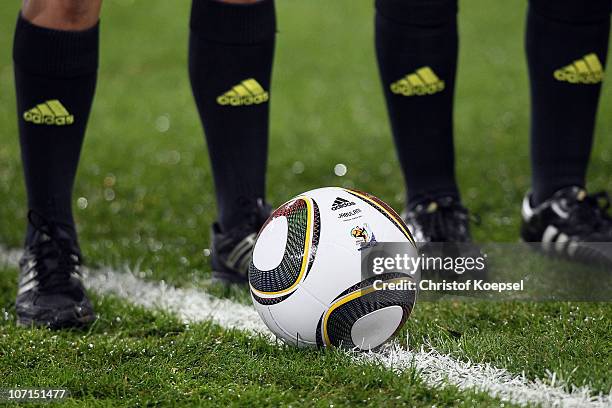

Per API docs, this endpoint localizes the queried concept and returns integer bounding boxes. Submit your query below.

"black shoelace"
[24,211,82,293]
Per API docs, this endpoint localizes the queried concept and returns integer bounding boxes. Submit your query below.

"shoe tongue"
[52,224,76,241]
[241,197,271,219]
[426,196,459,213]
[426,201,438,213]
[411,196,457,213]
[555,186,587,202]
[221,198,271,233]
[29,222,79,254]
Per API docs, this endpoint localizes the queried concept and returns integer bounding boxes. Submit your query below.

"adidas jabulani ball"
[249,187,417,350]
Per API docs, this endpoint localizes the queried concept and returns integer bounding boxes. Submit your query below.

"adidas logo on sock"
[554,53,604,84]
[331,197,355,211]
[23,99,74,126]
[390,66,445,96]
[217,78,269,106]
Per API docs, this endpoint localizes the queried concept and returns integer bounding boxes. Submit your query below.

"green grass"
[0,0,611,406]
[402,302,612,393]
[0,266,507,407]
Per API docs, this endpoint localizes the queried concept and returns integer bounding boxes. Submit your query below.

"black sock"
[13,16,99,244]
[527,0,610,204]
[189,0,275,231]
[375,0,460,208]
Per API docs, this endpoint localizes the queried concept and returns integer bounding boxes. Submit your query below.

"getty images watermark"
[360,242,524,296]
[360,242,612,301]
[370,248,523,292]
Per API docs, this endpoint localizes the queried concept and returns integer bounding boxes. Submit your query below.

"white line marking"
[1,247,610,407]
[364,345,611,408]
[0,247,21,268]
[90,264,270,336]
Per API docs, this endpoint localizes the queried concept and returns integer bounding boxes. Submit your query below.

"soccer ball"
[249,187,417,350]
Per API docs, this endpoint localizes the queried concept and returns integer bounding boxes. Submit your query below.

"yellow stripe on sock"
[416,67,440,85]
[232,84,251,97]
[46,100,70,116]
[37,103,54,117]
[584,53,603,73]
[242,79,265,95]
[406,74,424,87]
[573,60,590,74]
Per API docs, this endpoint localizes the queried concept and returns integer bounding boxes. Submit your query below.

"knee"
[375,0,458,26]
[22,0,102,30]
[56,0,97,24]
[529,0,610,24]
[190,0,275,44]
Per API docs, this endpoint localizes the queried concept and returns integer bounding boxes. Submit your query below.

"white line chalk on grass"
[1,247,610,408]
[90,264,270,336]
[363,345,611,408]
[0,248,21,269]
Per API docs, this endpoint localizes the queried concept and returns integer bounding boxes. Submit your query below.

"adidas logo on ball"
[331,197,355,211]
